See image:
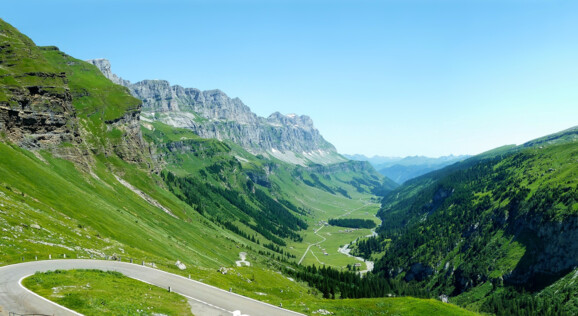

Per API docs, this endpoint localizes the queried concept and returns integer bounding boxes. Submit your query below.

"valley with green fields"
[1,8,577,316]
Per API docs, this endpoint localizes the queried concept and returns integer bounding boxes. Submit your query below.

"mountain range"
[345,154,470,184]
[88,58,346,166]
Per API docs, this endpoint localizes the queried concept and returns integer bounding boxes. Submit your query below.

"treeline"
[328,218,376,229]
[214,218,260,244]
[278,198,308,216]
[284,264,428,299]
[214,185,306,244]
[257,249,295,262]
[254,188,308,232]
[301,173,336,195]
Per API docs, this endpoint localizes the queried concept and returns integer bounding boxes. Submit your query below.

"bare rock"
[175,260,186,270]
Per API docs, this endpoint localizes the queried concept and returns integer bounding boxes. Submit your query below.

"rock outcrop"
[0,72,80,149]
[105,108,147,164]
[88,59,347,166]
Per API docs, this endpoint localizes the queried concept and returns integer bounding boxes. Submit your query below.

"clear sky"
[3,0,578,157]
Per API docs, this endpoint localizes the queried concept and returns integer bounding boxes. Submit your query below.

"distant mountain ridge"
[345,154,470,184]
[88,58,346,166]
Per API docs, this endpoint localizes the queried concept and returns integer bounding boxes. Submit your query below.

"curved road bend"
[0,259,304,316]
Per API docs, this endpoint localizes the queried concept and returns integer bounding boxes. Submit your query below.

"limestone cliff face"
[131,80,259,125]
[89,59,346,165]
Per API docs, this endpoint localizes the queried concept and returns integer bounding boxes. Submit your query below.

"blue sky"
[3,0,578,157]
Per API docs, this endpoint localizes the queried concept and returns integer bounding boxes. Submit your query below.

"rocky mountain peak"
[267,112,315,131]
[87,59,131,87]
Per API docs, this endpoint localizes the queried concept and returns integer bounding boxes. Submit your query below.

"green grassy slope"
[23,270,193,315]
[0,141,241,267]
[41,48,140,121]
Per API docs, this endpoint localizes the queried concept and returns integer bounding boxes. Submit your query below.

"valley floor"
[291,198,381,271]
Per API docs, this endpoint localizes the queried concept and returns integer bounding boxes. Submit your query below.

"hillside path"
[298,225,326,265]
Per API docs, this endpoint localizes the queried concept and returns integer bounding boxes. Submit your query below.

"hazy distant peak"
[345,153,471,184]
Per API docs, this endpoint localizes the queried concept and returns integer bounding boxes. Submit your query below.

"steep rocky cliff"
[1,20,148,166]
[88,59,346,166]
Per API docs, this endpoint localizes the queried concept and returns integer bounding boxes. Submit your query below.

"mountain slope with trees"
[365,127,578,314]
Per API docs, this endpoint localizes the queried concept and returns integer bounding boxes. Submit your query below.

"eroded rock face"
[0,22,80,160]
[129,79,330,154]
[131,80,259,125]
[105,108,147,164]
[0,72,80,149]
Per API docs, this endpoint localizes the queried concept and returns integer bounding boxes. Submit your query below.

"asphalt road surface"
[0,259,304,316]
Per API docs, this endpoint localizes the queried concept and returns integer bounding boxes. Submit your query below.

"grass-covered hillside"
[366,127,578,314]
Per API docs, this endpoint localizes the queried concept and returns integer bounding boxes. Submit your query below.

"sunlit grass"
[23,269,193,315]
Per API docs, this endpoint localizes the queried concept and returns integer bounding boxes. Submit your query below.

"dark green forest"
[284,264,428,300]
[328,218,376,229]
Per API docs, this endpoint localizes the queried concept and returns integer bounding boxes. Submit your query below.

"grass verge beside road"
[22,269,193,315]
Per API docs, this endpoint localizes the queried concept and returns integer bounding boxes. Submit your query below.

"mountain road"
[0,259,304,316]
